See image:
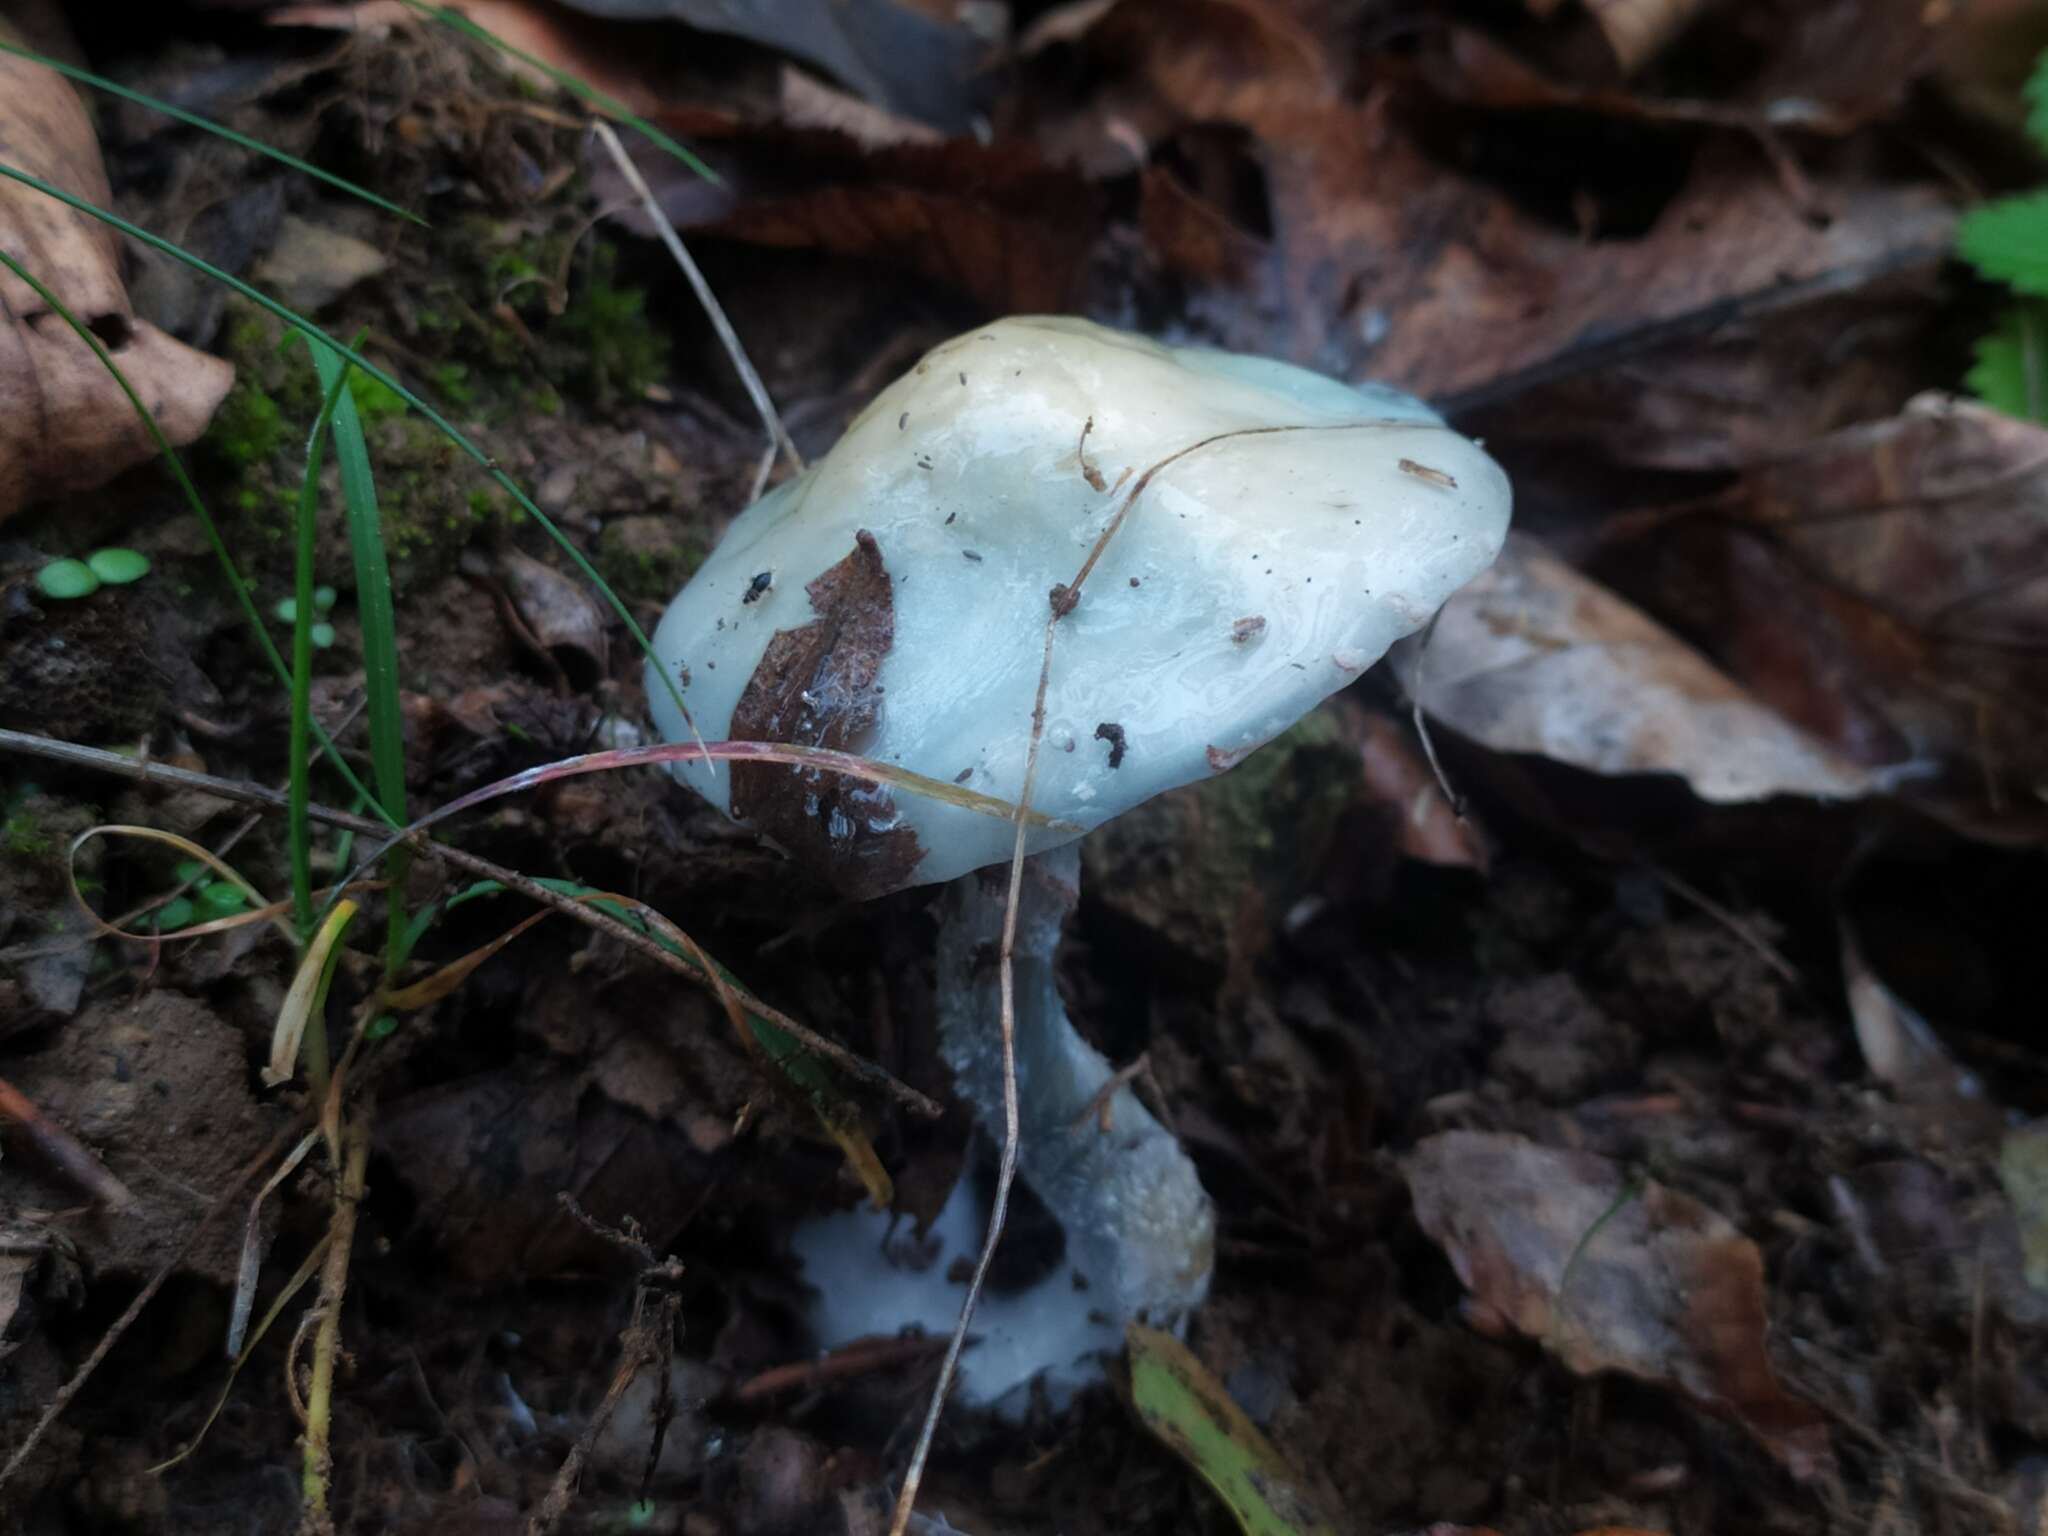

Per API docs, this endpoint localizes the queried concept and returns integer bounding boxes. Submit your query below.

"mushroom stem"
[935,845,1215,1333]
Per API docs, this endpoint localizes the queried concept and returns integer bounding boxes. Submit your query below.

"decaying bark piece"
[0,23,234,521]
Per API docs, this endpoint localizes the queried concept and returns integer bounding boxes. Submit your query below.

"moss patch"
[1081,710,1357,965]
[597,515,704,604]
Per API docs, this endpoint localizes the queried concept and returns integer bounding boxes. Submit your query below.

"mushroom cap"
[648,316,1511,894]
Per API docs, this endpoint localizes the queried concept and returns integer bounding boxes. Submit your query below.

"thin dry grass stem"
[528,1198,682,1536]
[1646,863,1802,988]
[735,1334,952,1404]
[589,120,802,476]
[1068,1049,1151,1135]
[299,1110,372,1533]
[0,729,939,1118]
[1404,607,1468,822]
[887,422,1316,1532]
[0,809,262,965]
[884,664,1045,1536]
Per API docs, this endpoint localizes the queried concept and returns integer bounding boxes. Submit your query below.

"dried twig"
[528,1198,683,1536]
[588,119,802,475]
[299,1111,372,1533]
[885,426,1275,1533]
[734,1334,952,1405]
[0,1116,311,1495]
[0,1076,134,1208]
[0,729,938,1119]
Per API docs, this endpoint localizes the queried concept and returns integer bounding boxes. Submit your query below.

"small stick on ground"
[529,1196,683,1536]
[0,1116,314,1496]
[1068,1050,1150,1136]
[299,1109,372,1534]
[1647,862,1801,988]
[734,1334,953,1405]
[0,729,938,1120]
[0,1076,135,1208]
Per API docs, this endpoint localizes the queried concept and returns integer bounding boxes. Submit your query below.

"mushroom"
[646,316,1511,1411]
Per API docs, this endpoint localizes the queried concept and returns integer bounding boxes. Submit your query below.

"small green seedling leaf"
[1958,191,2048,297]
[154,897,195,931]
[198,880,250,916]
[313,585,337,613]
[87,547,150,584]
[309,621,336,650]
[274,597,298,623]
[35,559,99,599]
[2025,48,2048,157]
[173,859,205,883]
[1127,1324,1338,1536]
[1968,303,2048,421]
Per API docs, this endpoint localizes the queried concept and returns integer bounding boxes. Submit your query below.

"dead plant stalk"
[299,1110,371,1532]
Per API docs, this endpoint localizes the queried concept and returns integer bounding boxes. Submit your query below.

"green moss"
[2,805,50,859]
[207,380,286,468]
[596,516,705,603]
[346,370,408,425]
[1202,711,1352,867]
[557,244,668,406]
[1079,710,1357,963]
[431,362,477,406]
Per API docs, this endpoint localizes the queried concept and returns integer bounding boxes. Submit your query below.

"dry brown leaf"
[1580,0,1702,74]
[1453,275,1941,473]
[1026,4,1954,402]
[1839,918,1985,1108]
[248,214,388,313]
[605,113,1101,313]
[495,548,609,684]
[280,0,744,128]
[551,0,989,128]
[0,26,233,521]
[1338,701,1487,871]
[1294,138,1949,407]
[1607,395,2048,841]
[1139,163,1266,287]
[1471,1,1942,128]
[1405,1129,1832,1478]
[1394,532,1870,804]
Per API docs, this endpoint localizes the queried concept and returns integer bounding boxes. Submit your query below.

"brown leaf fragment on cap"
[730,531,922,897]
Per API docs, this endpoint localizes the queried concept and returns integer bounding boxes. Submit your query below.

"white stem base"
[790,845,1214,1416]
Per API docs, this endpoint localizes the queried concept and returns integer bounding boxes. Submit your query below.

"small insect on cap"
[647,316,1512,895]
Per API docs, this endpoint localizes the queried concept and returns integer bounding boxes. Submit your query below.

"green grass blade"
[288,361,356,934]
[399,0,718,185]
[312,343,413,973]
[1127,1325,1339,1536]
[0,39,425,226]
[0,161,701,743]
[0,244,394,824]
